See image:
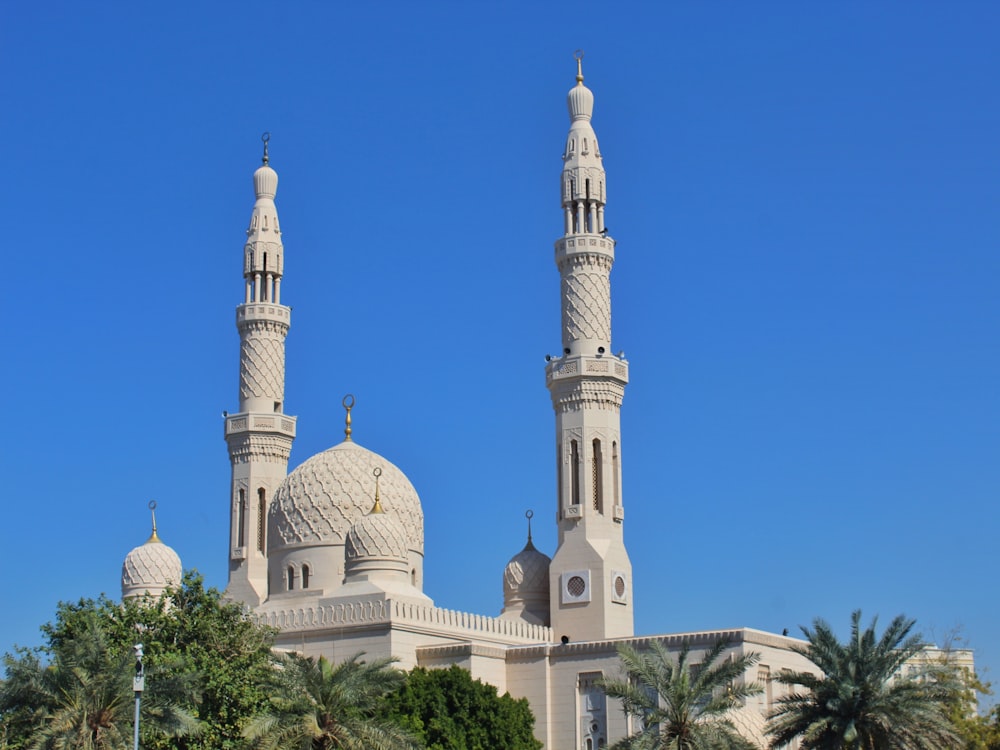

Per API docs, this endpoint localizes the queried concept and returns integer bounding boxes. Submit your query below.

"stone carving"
[550,380,626,413]
[346,511,409,562]
[227,433,293,464]
[239,334,286,402]
[121,540,181,594]
[503,544,551,599]
[270,441,424,552]
[259,599,553,643]
[562,270,611,343]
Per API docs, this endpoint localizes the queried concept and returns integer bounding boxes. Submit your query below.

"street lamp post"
[132,643,144,750]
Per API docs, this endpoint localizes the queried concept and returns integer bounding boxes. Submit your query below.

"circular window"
[614,575,626,597]
[567,575,586,597]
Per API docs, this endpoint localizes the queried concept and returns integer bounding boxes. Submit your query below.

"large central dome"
[269,440,424,554]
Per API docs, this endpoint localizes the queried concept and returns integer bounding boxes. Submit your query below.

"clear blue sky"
[4,1,998,707]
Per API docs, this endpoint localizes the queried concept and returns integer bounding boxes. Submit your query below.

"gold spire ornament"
[147,500,162,544]
[343,394,355,441]
[371,467,384,513]
[574,49,584,84]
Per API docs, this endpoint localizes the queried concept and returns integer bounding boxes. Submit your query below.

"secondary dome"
[344,488,409,567]
[346,509,409,564]
[121,506,182,600]
[500,512,551,627]
[269,440,424,554]
[503,537,551,601]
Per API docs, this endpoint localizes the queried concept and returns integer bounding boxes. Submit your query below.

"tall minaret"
[547,56,633,642]
[224,134,296,607]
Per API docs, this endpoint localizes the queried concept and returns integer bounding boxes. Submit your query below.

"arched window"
[557,441,564,511]
[257,489,266,553]
[612,441,620,507]
[302,564,310,589]
[592,439,603,513]
[287,566,295,591]
[571,440,580,505]
[237,489,246,548]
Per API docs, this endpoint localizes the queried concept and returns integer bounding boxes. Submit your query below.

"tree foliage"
[765,610,963,750]
[934,651,1000,750]
[383,665,542,750]
[0,610,199,749]
[1,571,276,750]
[599,639,761,750]
[243,652,418,750]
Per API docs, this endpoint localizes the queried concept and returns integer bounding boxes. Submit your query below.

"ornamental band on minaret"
[547,55,634,642]
[224,134,297,607]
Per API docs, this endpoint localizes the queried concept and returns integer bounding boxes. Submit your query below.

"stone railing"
[258,598,552,644]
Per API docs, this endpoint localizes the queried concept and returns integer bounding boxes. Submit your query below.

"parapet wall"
[257,597,553,645]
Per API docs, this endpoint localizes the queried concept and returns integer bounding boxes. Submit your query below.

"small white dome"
[253,164,278,199]
[567,81,594,122]
[121,527,182,601]
[346,509,409,564]
[503,537,551,601]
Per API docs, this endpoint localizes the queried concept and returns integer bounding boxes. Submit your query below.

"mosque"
[118,59,963,750]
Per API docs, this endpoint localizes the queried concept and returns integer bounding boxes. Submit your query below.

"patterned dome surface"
[121,540,182,591]
[270,440,423,552]
[503,539,551,598]
[346,510,409,562]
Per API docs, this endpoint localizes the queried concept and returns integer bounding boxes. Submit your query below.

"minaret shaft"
[224,142,296,607]
[547,62,633,642]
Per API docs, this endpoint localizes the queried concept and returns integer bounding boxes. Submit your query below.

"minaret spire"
[546,56,633,641]
[224,135,297,607]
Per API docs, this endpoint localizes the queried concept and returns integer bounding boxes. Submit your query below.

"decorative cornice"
[416,642,510,661]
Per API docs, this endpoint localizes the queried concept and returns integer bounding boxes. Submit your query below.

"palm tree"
[600,638,762,750]
[765,610,962,750]
[0,613,199,749]
[243,652,418,750]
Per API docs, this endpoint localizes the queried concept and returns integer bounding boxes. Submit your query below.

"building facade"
[119,59,970,750]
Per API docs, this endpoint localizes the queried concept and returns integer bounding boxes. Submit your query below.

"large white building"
[119,58,967,750]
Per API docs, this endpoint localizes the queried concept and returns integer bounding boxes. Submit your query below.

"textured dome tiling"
[270,441,423,551]
[503,540,551,597]
[121,541,182,590]
[346,511,409,562]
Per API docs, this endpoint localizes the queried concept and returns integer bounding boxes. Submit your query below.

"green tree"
[383,664,542,750]
[1,571,276,750]
[243,652,418,750]
[599,638,761,750]
[765,610,963,750]
[0,611,198,749]
[937,659,999,750]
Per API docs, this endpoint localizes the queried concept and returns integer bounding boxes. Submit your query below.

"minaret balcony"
[546,353,628,386]
[237,302,291,324]
[225,412,297,438]
[554,234,615,262]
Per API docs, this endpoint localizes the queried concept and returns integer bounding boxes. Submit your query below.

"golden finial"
[525,509,536,549]
[261,132,271,166]
[343,394,355,442]
[147,500,162,544]
[574,49,584,85]
[371,467,384,514]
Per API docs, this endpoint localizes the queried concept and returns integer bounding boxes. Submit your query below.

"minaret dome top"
[567,51,594,122]
[253,133,278,199]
